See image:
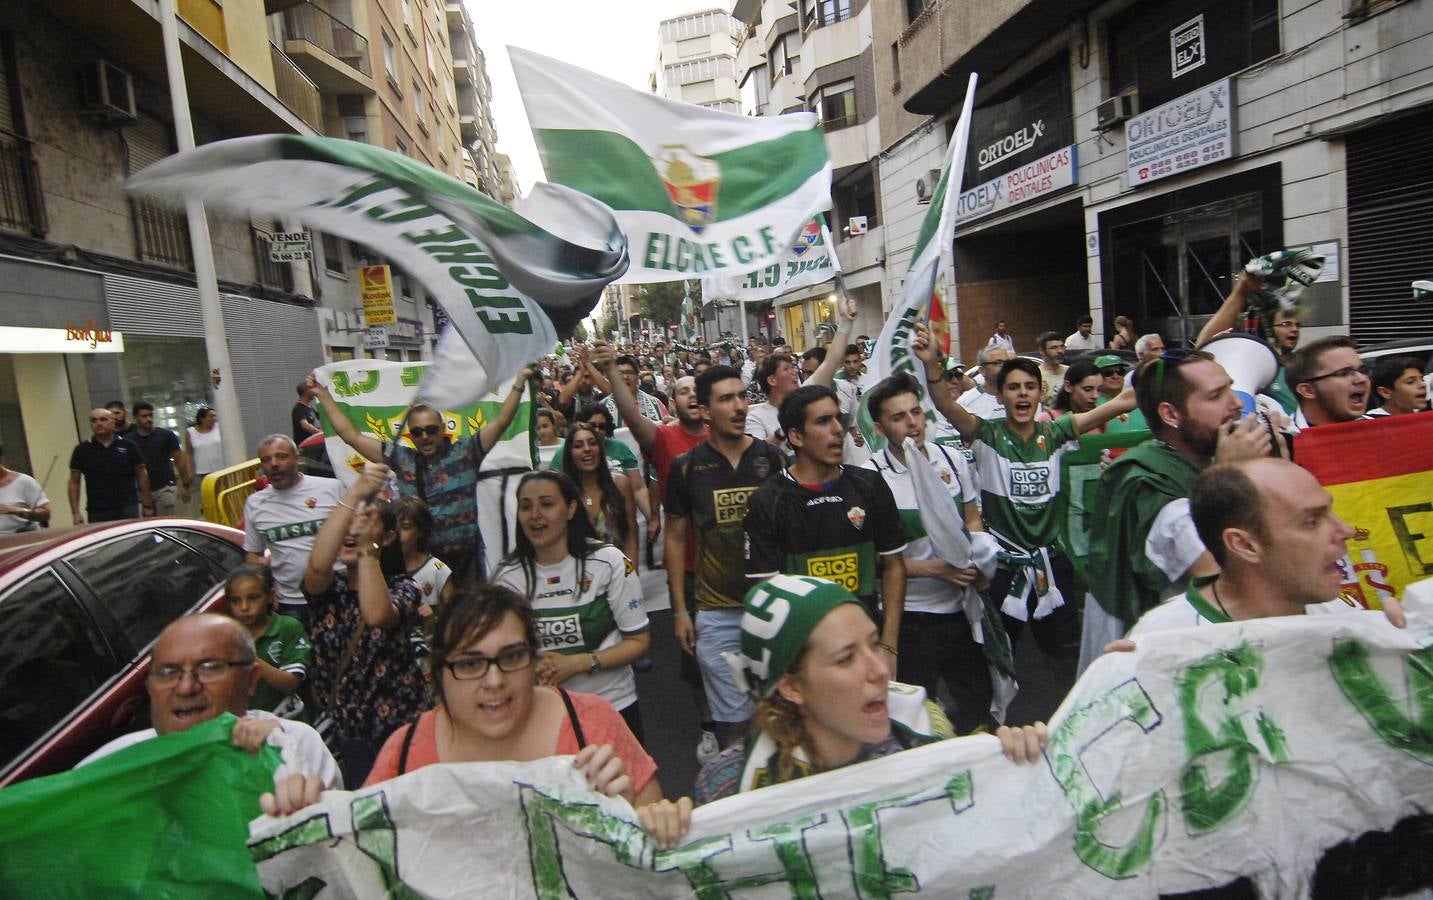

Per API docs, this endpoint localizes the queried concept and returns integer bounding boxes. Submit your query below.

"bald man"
[79,614,341,789]
[68,407,152,524]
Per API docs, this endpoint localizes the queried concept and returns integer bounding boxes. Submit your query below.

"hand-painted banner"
[252,584,1433,898]
[701,216,840,303]
[1296,413,1433,607]
[858,75,978,452]
[126,135,627,408]
[510,46,830,284]
[313,359,534,573]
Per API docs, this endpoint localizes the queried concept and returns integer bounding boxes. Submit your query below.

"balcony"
[452,54,474,86]
[459,112,478,145]
[0,141,47,237]
[269,45,323,132]
[280,2,375,94]
[445,1,466,30]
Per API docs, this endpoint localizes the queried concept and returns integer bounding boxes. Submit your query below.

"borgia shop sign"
[1126,77,1234,186]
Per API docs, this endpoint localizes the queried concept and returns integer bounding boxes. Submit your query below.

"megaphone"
[1200,332,1280,415]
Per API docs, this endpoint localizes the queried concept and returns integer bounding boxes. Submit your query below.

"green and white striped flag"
[510,46,831,284]
[126,136,628,408]
[858,75,978,452]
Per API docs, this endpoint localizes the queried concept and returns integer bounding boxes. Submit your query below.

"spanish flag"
[928,282,952,357]
[1295,413,1433,608]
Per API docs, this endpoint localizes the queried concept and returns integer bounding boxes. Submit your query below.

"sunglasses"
[408,425,442,438]
[1100,367,1129,376]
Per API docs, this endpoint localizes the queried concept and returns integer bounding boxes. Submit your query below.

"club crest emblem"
[305,498,317,508]
[656,145,720,234]
[753,455,770,479]
[790,220,822,257]
[847,506,866,529]
[939,469,952,484]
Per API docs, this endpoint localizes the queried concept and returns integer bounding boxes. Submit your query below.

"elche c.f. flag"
[857,74,978,452]
[125,136,628,409]
[510,45,831,284]
[701,215,841,304]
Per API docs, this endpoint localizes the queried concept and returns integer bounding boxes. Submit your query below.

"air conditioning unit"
[79,59,137,123]
[847,215,868,235]
[914,167,942,204]
[1096,91,1138,130]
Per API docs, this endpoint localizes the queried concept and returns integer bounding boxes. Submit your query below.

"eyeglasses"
[408,425,442,438]
[444,645,536,681]
[1305,365,1370,384]
[148,659,254,687]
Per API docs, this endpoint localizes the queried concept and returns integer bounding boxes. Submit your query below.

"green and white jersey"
[242,475,344,604]
[492,543,648,711]
[864,442,974,614]
[972,415,1080,552]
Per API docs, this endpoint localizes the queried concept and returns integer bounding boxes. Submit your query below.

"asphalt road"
[627,542,1072,799]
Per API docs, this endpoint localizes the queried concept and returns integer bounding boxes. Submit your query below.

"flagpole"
[157,0,247,467]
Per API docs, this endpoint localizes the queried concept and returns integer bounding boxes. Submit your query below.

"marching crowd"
[35,264,1429,854]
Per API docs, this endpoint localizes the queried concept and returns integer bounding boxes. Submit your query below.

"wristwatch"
[360,542,382,559]
[587,653,602,675]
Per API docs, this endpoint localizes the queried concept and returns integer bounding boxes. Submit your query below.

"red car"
[0,518,247,786]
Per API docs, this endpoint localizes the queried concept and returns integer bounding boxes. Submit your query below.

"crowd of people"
[32,264,1429,859]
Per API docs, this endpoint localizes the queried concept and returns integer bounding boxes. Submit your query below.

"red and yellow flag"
[1296,414,1433,608]
[928,283,951,357]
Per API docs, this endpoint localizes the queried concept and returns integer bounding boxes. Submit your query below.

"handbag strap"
[558,688,587,750]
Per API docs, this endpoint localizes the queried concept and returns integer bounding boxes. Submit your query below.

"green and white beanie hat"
[725,575,862,700]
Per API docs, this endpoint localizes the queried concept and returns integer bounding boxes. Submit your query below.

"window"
[343,117,369,143]
[320,232,346,275]
[162,529,246,576]
[395,137,407,155]
[1108,0,1279,110]
[834,165,878,239]
[426,34,438,77]
[66,532,222,653]
[905,0,933,23]
[413,79,426,128]
[803,0,852,28]
[769,32,799,83]
[813,79,856,130]
[382,32,398,84]
[0,571,117,764]
[741,64,769,115]
[401,0,413,33]
[665,56,735,87]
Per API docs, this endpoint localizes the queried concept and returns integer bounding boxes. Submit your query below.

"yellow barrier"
[201,458,262,527]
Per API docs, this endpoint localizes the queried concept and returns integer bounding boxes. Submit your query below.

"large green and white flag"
[702,215,840,303]
[858,75,978,452]
[510,46,831,284]
[126,136,628,408]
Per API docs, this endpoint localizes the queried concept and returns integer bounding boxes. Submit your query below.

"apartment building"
[653,8,744,113]
[729,0,886,350]
[874,0,1433,364]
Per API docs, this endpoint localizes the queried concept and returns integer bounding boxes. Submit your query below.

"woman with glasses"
[303,461,429,786]
[491,471,650,740]
[556,422,639,564]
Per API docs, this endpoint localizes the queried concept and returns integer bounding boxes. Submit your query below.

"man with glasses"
[79,614,341,790]
[310,366,535,579]
[957,346,1012,420]
[1284,336,1371,432]
[1196,268,1304,415]
[1079,349,1276,671]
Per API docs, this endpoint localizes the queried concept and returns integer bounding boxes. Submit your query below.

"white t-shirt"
[78,711,343,789]
[491,543,648,711]
[186,425,224,475]
[1065,331,1099,352]
[0,472,48,534]
[957,387,1006,420]
[863,442,976,614]
[1129,587,1357,637]
[409,555,452,605]
[242,475,345,604]
[986,333,1015,353]
[744,401,783,444]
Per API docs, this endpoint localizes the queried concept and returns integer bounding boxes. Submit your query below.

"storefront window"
[118,336,214,434]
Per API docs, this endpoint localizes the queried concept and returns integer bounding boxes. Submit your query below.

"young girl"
[224,563,310,716]
[491,471,650,740]
[392,496,452,609]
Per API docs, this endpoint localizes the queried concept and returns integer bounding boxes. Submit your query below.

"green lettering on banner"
[843,771,977,899]
[331,370,380,398]
[718,815,827,899]
[1047,678,1165,879]
[249,812,335,862]
[351,793,423,899]
[327,177,388,211]
[1175,642,1272,835]
[452,264,509,292]
[365,198,437,225]
[519,786,658,898]
[1330,639,1433,762]
[400,366,425,387]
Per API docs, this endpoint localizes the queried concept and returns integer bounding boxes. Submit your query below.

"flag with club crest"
[126,135,628,409]
[510,46,830,284]
[856,75,978,453]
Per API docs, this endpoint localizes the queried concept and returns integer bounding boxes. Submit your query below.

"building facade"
[873,0,1433,363]
[730,0,887,350]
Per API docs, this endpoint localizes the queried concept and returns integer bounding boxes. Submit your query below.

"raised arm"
[479,366,536,453]
[303,462,387,596]
[1195,272,1261,347]
[806,297,857,388]
[592,340,658,453]
[913,323,982,441]
[1072,387,1138,434]
[308,372,384,463]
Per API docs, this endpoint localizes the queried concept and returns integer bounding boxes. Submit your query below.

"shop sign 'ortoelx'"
[1126,77,1235,186]
[953,145,1077,226]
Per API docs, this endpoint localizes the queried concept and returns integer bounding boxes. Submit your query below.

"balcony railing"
[0,140,46,236]
[270,44,323,131]
[280,3,371,77]
[132,200,192,270]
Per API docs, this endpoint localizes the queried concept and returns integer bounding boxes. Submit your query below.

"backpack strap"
[558,688,587,750]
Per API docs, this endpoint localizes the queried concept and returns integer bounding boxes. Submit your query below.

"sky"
[465,0,719,194]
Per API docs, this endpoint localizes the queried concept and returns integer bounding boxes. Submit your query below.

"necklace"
[1211,580,1233,620]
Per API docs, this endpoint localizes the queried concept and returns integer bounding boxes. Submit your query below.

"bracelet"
[336,499,357,512]
[877,642,898,657]
[360,542,381,558]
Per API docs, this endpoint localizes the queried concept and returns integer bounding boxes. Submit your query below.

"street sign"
[267,231,313,262]
[364,326,389,349]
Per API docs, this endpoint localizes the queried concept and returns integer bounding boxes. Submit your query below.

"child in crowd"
[225,563,311,716]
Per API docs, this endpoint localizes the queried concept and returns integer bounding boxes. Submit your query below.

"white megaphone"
[1200,332,1279,415]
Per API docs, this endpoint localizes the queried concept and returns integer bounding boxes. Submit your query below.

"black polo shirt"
[69,436,146,512]
[128,428,180,489]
